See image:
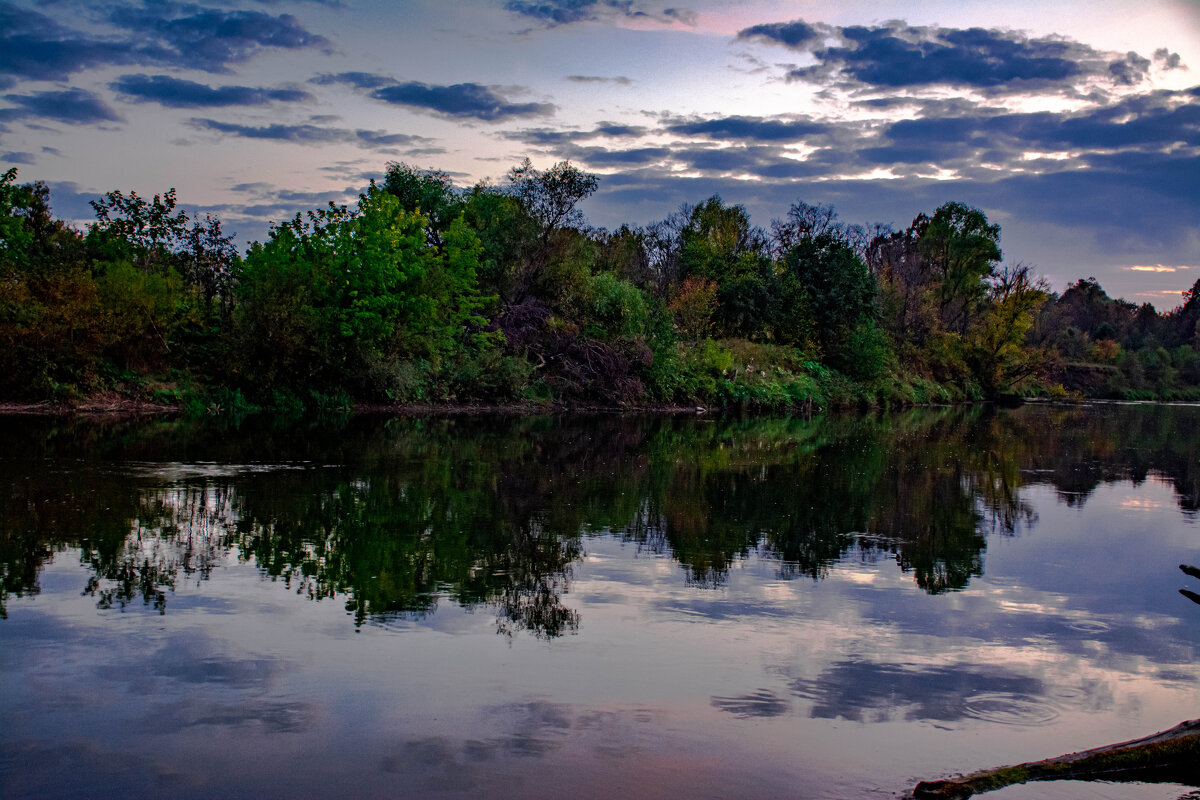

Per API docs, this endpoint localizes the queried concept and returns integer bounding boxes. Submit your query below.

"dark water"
[1,404,1198,799]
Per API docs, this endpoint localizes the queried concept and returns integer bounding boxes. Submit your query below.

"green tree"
[919,202,1002,336]
[678,196,775,338]
[968,264,1050,396]
[779,232,878,366]
[381,162,464,248]
[233,185,490,400]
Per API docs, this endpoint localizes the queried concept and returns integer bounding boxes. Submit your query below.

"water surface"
[2,404,1198,799]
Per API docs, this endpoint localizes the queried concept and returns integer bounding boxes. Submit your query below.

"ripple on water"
[1065,619,1111,635]
[962,692,1061,726]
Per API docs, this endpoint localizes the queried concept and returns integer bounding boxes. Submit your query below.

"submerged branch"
[912,719,1200,799]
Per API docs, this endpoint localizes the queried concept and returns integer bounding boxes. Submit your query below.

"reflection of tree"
[2,403,1199,626]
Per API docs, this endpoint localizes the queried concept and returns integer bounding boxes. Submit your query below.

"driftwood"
[912,719,1200,799]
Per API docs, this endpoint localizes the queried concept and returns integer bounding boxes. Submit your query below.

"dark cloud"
[311,71,395,90]
[666,115,829,142]
[1155,48,1184,70]
[811,24,1084,88]
[188,118,428,150]
[0,3,328,83]
[108,5,330,73]
[354,129,425,147]
[313,73,554,121]
[504,0,635,27]
[502,128,572,145]
[372,82,554,121]
[1109,52,1152,86]
[592,123,647,137]
[662,7,696,25]
[737,20,820,48]
[1,88,123,125]
[112,74,312,108]
[674,144,772,172]
[739,18,1155,92]
[565,75,633,86]
[502,122,647,146]
[879,89,1200,155]
[2,151,36,164]
[0,6,135,82]
[569,145,671,165]
[505,0,691,28]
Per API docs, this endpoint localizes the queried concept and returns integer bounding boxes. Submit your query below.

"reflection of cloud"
[711,689,790,718]
[788,660,1050,723]
[379,699,664,788]
[145,699,316,734]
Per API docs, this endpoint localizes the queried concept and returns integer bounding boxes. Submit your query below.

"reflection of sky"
[3,480,1200,798]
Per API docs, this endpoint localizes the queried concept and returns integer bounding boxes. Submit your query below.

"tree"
[969,263,1050,396]
[381,162,463,248]
[780,232,879,369]
[668,276,719,341]
[505,159,598,298]
[918,202,1002,336]
[0,168,33,268]
[88,188,189,274]
[507,158,598,235]
[233,185,489,399]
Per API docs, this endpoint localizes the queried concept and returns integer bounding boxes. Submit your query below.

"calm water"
[1,404,1198,799]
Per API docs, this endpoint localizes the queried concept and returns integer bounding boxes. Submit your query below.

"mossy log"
[912,719,1200,799]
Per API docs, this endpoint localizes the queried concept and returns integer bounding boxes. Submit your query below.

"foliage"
[668,276,719,341]
[4,161,1200,409]
[232,184,490,400]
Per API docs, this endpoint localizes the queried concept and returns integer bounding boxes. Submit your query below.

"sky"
[1,0,1198,308]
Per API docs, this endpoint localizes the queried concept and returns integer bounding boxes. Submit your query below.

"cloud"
[737,20,821,48]
[372,82,554,121]
[187,118,430,150]
[2,151,36,164]
[504,0,634,27]
[565,75,633,86]
[0,3,329,83]
[108,5,331,74]
[665,115,829,142]
[738,19,1156,92]
[504,0,692,28]
[0,88,123,125]
[878,89,1200,157]
[592,123,646,137]
[567,145,671,166]
[502,122,648,146]
[311,71,394,90]
[1109,52,1152,86]
[1154,48,1184,70]
[111,74,312,108]
[314,73,554,121]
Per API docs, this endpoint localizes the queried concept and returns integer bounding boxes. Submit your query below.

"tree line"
[2,162,1199,412]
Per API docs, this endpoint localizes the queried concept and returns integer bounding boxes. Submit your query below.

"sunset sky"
[2,0,1197,306]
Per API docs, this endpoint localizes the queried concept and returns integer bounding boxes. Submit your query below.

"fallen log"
[912,718,1200,799]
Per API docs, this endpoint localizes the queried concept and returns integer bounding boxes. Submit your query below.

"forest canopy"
[3,162,1199,413]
